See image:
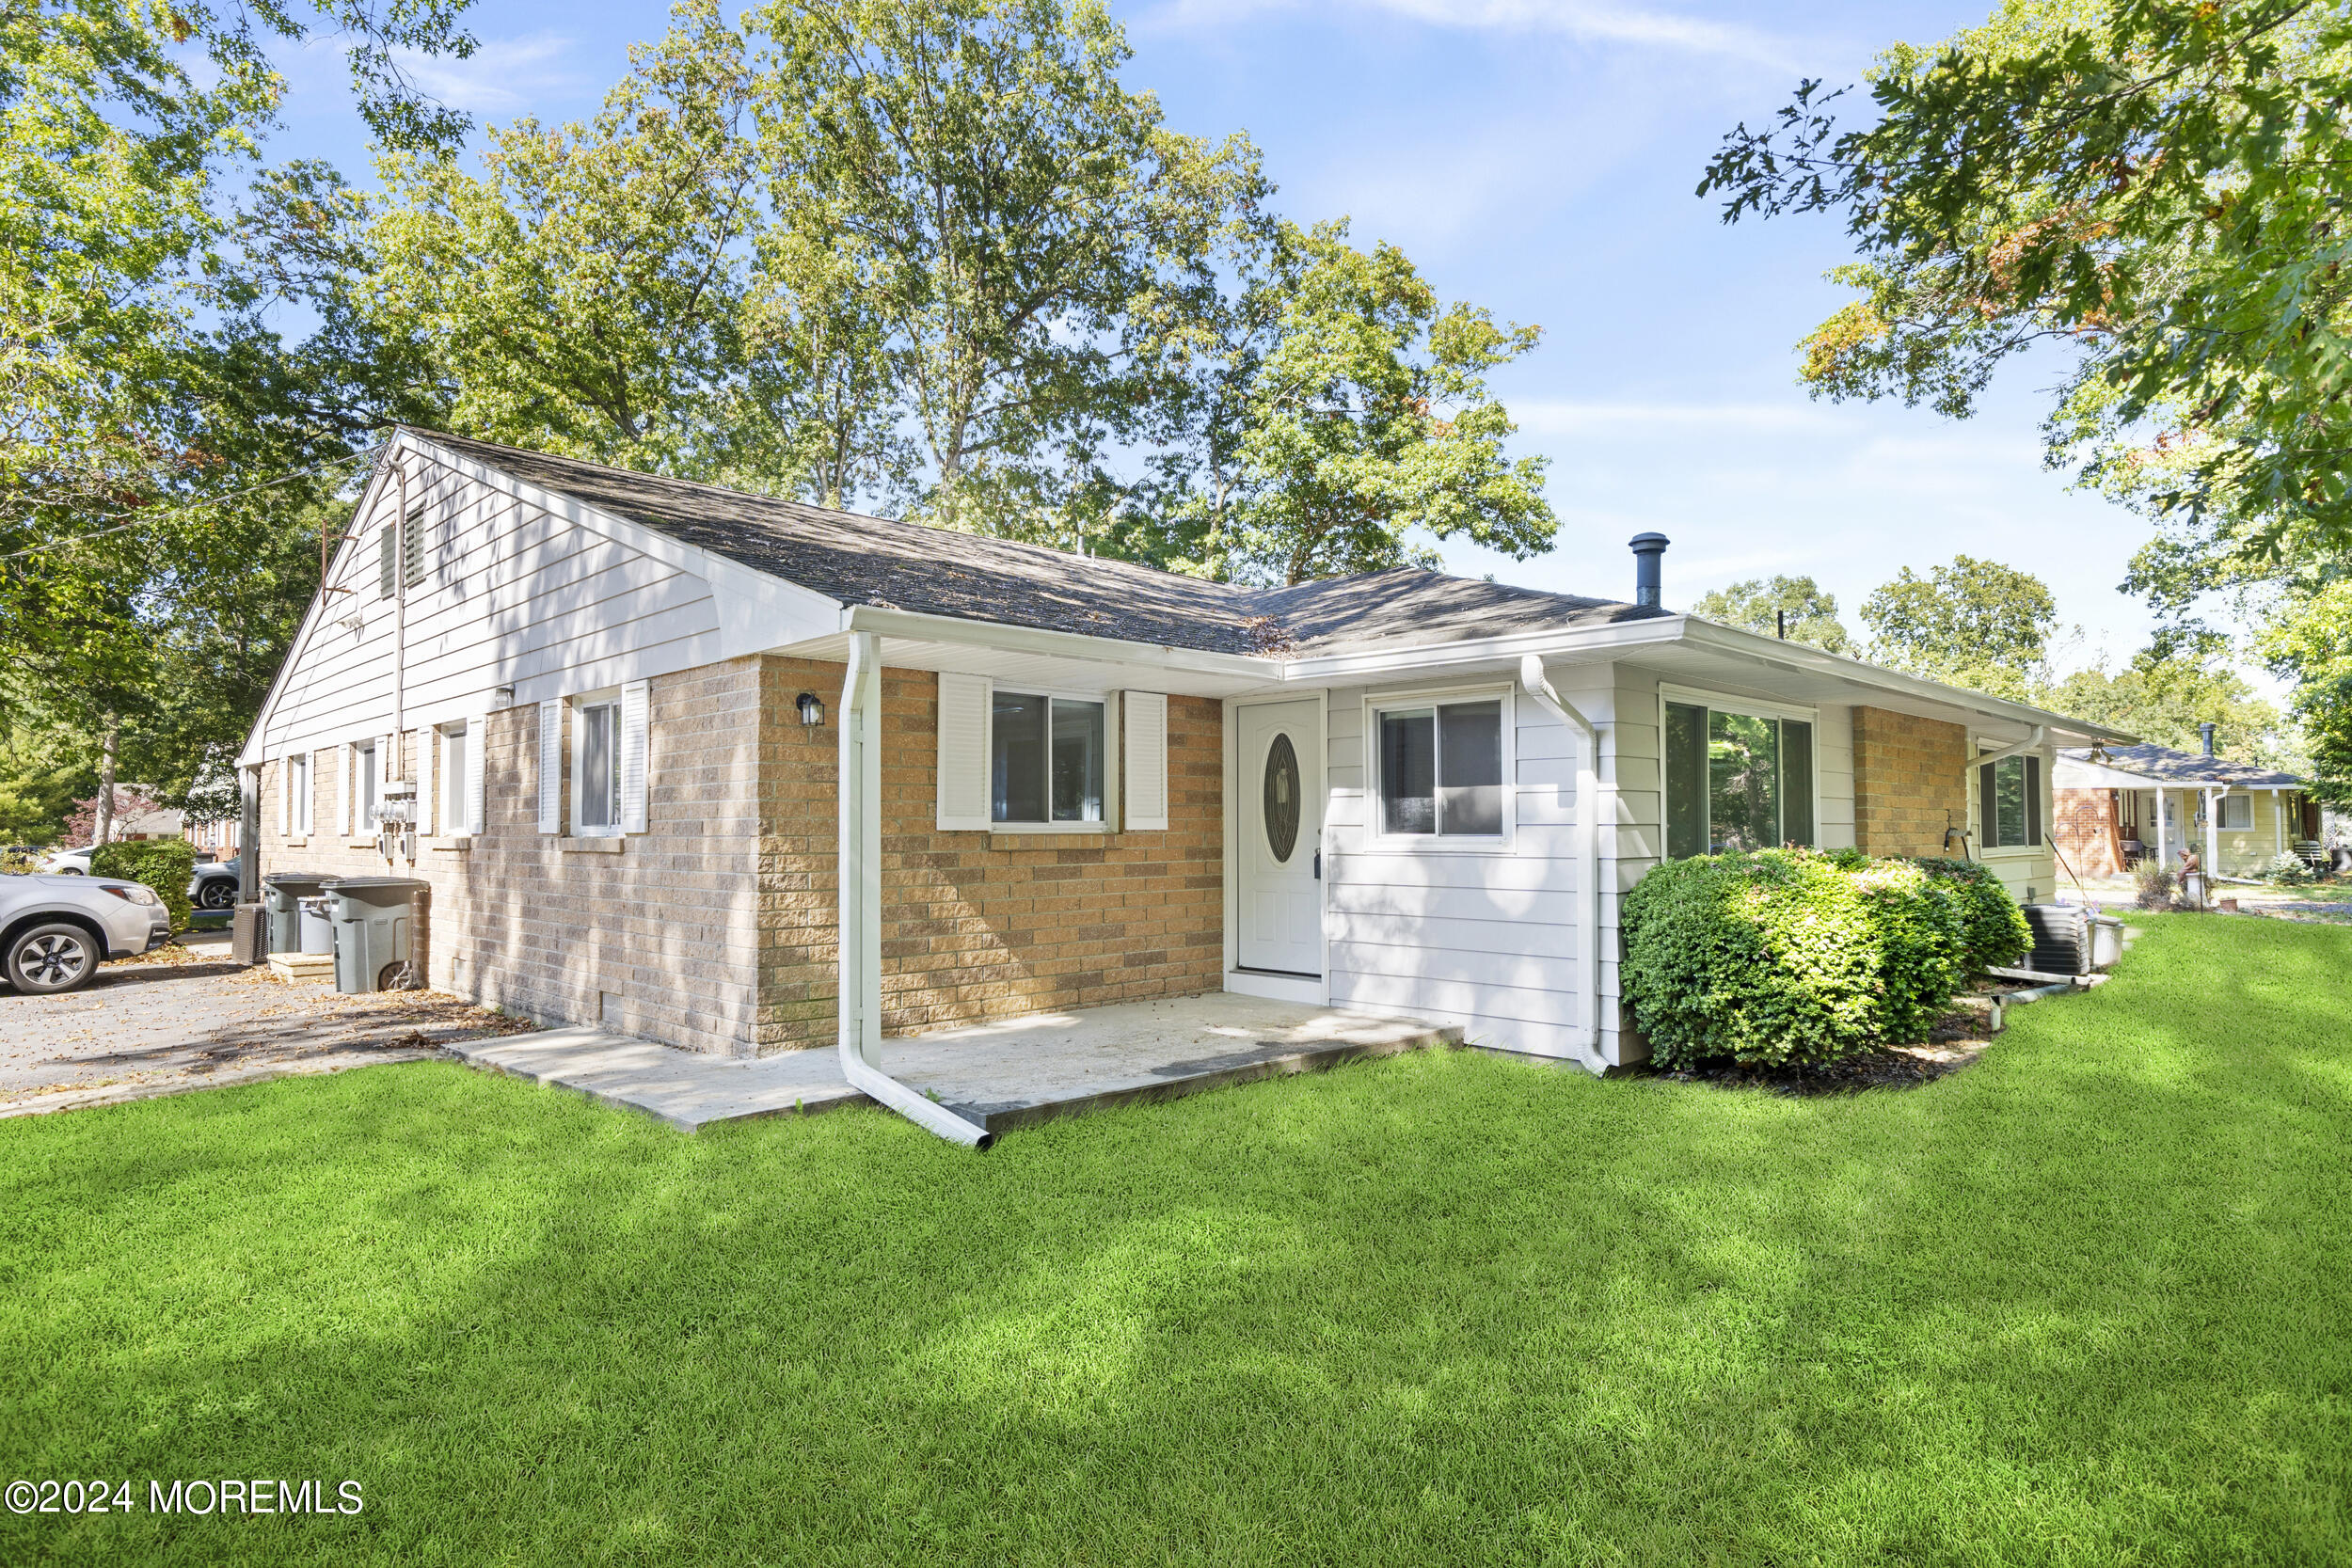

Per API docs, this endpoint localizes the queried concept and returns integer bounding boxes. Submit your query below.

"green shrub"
[1621,848,1970,1069]
[1912,856,2032,972]
[89,838,194,932]
[2133,861,2178,910]
[2265,850,2313,887]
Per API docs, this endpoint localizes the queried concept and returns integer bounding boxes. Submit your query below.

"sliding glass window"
[1662,700,1816,858]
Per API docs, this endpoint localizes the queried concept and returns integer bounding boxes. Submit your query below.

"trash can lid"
[262,870,331,884]
[324,877,431,891]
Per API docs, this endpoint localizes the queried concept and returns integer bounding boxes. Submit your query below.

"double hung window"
[992,692,1104,824]
[1663,699,1815,858]
[439,722,469,832]
[1376,698,1504,838]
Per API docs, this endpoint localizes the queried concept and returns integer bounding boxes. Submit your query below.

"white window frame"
[437,721,469,838]
[352,738,380,836]
[285,752,311,838]
[987,684,1115,834]
[1971,736,2049,859]
[1657,683,1823,859]
[2216,792,2254,832]
[571,689,625,839]
[1364,683,1517,851]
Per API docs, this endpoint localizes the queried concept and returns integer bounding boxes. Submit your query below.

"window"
[576,697,621,834]
[992,692,1104,823]
[1978,753,2042,849]
[440,722,468,832]
[2216,793,2253,832]
[1377,698,1503,837]
[355,740,379,831]
[1663,700,1816,857]
[286,752,311,835]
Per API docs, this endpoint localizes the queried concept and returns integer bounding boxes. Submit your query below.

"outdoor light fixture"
[797,691,825,728]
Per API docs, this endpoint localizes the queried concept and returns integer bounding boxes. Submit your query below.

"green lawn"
[3,916,2347,1565]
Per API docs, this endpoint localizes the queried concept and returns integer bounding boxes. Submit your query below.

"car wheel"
[197,879,236,910]
[8,923,99,994]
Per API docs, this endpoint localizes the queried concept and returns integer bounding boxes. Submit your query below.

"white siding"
[256,457,730,763]
[1816,703,1856,849]
[1324,678,1598,1063]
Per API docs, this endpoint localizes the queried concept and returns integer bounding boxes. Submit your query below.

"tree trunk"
[93,712,119,847]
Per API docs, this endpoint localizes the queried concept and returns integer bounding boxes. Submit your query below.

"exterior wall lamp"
[796,691,825,728]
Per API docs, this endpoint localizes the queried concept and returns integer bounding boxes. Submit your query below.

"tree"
[2045,636,2296,768]
[2255,581,2352,806]
[1699,1,2352,562]
[1691,576,1858,655]
[1860,556,2059,701]
[753,0,1267,536]
[1179,219,1555,586]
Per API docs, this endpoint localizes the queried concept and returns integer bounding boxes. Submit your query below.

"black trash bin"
[325,878,430,993]
[261,872,334,955]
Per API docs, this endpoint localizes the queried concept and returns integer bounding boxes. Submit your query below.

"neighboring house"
[2055,733,2317,879]
[236,429,2125,1073]
[185,817,239,857]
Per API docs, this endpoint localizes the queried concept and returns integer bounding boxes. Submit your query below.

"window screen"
[992,693,1104,823]
[1379,699,1503,837]
[2217,793,2253,831]
[580,702,620,831]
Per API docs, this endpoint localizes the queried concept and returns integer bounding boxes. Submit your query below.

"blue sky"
[266,0,2178,675]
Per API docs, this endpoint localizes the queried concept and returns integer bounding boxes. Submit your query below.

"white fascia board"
[396,430,844,657]
[237,447,400,767]
[1677,618,2135,745]
[839,604,1279,684]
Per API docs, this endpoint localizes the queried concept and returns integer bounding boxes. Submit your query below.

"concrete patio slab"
[445,1029,859,1132]
[449,994,1460,1136]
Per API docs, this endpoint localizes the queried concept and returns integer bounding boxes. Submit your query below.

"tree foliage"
[2045,634,2295,767]
[1691,575,1858,655]
[1860,555,2060,701]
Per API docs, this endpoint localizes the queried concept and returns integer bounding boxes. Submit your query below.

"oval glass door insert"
[1263,734,1300,863]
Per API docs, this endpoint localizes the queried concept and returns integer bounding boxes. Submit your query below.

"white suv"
[0,875,173,994]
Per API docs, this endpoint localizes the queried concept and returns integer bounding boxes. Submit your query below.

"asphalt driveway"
[0,931,534,1117]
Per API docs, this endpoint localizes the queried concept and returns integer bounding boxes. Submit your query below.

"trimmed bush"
[1622,848,1972,1068]
[89,838,194,933]
[1912,856,2032,973]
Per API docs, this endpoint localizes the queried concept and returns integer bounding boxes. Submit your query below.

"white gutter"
[837,629,993,1148]
[1971,726,2048,771]
[391,459,408,771]
[1518,655,1607,1067]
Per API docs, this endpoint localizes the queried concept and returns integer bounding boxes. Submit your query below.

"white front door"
[1238,699,1323,975]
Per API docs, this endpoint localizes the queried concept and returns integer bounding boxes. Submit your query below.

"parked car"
[0,874,171,994]
[189,857,241,910]
[40,847,92,876]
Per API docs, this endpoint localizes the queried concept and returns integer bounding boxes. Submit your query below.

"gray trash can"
[261,872,333,955]
[297,896,335,954]
[325,878,430,993]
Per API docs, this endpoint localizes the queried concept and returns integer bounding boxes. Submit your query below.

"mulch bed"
[1642,985,2036,1098]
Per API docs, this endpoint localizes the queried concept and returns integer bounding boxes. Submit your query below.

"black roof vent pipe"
[1629,532,1670,609]
[2200,721,2217,756]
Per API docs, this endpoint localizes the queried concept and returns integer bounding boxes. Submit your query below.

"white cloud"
[386,34,586,117]
[1144,0,1799,71]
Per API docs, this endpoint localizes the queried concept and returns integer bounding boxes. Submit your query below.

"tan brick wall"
[256,655,1227,1057]
[256,659,771,1053]
[753,658,1226,1051]
[1851,706,1971,857]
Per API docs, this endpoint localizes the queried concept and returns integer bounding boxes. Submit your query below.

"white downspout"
[837,630,993,1148]
[1519,655,1607,1068]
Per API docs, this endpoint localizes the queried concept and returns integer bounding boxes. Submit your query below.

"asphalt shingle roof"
[2060,743,2304,788]
[421,431,1666,657]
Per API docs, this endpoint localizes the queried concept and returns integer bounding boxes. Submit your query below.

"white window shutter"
[1123,691,1168,831]
[935,672,993,831]
[278,759,289,836]
[465,713,487,836]
[415,727,435,836]
[337,744,351,837]
[621,679,649,833]
[537,700,564,834]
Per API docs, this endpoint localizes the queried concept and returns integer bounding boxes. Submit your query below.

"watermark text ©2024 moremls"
[8,1479,363,1516]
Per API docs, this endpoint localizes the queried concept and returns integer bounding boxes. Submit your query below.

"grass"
[2,915,2347,1566]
